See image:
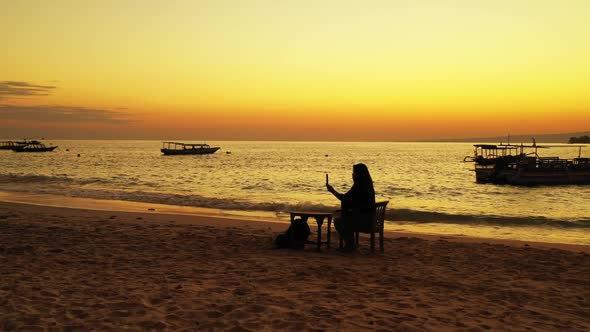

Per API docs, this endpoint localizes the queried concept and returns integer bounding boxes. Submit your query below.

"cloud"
[0,105,135,124]
[0,81,56,98]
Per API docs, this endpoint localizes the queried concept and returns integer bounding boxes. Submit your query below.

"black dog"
[274,218,310,249]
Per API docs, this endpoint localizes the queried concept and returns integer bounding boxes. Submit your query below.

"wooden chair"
[339,200,389,253]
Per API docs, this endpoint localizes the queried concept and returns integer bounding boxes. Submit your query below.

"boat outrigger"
[161,142,220,155]
[463,142,590,185]
[0,140,30,150]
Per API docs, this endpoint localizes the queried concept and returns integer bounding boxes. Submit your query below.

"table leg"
[289,213,296,248]
[327,216,332,249]
[317,218,322,251]
[314,216,325,251]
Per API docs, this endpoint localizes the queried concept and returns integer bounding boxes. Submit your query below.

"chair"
[339,200,389,253]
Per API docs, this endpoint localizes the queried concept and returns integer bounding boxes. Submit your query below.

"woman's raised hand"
[326,183,335,193]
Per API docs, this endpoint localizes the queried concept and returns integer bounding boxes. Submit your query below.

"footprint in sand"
[138,320,167,330]
[206,310,225,318]
[396,302,412,309]
[68,309,89,319]
[165,313,183,322]
[246,304,267,313]
[349,303,367,310]
[111,310,132,318]
[232,287,252,296]
[19,325,45,332]
[227,310,252,320]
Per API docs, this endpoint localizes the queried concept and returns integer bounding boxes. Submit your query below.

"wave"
[0,173,158,188]
[391,209,590,229]
[0,173,75,184]
[1,184,588,229]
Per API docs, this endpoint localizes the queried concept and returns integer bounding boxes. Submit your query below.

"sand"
[1,202,589,331]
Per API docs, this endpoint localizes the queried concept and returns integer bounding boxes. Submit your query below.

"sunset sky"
[1,0,589,141]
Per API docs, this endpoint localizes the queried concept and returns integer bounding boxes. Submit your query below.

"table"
[289,211,334,251]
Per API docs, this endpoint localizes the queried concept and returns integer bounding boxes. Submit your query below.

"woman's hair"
[353,163,374,192]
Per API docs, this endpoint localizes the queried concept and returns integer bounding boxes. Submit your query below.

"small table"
[289,211,334,251]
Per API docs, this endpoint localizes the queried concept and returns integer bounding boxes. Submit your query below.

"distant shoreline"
[1,131,589,143]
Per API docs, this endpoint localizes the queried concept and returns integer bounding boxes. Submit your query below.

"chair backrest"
[374,201,389,231]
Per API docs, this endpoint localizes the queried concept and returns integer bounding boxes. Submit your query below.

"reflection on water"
[0,140,588,244]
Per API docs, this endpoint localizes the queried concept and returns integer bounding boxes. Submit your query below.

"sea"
[1,140,589,245]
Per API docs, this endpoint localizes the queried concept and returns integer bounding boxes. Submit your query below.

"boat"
[0,140,31,150]
[463,142,590,185]
[12,140,58,152]
[161,141,220,155]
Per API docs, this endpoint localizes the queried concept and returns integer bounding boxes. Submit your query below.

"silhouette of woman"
[326,163,375,251]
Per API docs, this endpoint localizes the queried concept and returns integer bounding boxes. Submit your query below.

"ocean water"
[1,140,589,244]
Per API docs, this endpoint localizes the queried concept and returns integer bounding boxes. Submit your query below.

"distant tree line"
[568,136,590,143]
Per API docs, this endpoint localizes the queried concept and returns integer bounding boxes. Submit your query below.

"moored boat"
[12,140,58,152]
[463,142,590,185]
[161,142,220,155]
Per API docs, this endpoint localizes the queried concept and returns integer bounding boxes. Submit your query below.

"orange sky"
[1,1,589,141]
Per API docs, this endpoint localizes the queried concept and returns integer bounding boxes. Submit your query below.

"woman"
[326,163,375,251]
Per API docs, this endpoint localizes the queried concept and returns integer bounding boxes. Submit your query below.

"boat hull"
[12,146,58,152]
[476,167,590,185]
[161,147,220,155]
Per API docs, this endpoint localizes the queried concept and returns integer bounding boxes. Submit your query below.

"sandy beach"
[1,201,589,331]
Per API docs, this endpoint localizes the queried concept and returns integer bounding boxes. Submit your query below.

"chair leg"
[355,231,359,245]
[379,230,384,253]
[339,237,343,249]
[370,231,375,253]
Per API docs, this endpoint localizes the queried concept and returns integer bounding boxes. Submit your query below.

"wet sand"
[1,201,589,331]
